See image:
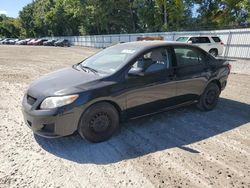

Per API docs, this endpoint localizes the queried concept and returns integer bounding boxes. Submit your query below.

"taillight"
[228,64,231,74]
[220,42,224,45]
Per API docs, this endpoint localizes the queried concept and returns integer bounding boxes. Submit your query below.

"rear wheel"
[197,83,220,111]
[209,49,218,57]
[78,102,119,143]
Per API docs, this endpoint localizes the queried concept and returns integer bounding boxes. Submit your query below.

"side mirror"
[128,67,144,77]
[187,40,193,44]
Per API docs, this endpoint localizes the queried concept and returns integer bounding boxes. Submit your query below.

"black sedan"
[22,41,230,142]
[54,39,70,47]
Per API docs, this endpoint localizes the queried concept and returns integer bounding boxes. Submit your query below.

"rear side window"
[199,37,211,43]
[174,47,205,66]
[189,37,211,43]
[212,37,221,42]
[189,37,199,43]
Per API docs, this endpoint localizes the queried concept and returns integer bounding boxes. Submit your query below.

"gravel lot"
[0,45,249,188]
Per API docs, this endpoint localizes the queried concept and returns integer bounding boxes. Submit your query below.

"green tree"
[11,0,250,38]
[0,15,21,37]
[135,0,162,32]
[19,2,36,37]
[155,0,193,31]
[194,0,250,29]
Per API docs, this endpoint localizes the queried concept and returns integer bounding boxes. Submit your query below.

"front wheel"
[197,83,220,111]
[78,102,120,143]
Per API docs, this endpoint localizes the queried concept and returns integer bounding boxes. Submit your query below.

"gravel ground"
[0,45,249,188]
[225,58,250,75]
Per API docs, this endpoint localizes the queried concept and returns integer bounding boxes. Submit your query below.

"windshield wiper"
[80,65,98,74]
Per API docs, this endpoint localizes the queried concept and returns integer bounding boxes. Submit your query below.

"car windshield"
[176,37,189,42]
[80,46,138,75]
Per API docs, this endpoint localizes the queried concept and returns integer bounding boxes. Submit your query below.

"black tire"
[197,83,220,111]
[78,102,119,143]
[209,49,218,57]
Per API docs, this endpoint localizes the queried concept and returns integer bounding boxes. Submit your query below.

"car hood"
[27,67,101,98]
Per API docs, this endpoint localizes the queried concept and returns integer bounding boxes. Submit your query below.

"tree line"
[0,0,250,38]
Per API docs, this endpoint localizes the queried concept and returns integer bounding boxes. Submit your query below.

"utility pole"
[129,0,136,32]
[164,1,167,26]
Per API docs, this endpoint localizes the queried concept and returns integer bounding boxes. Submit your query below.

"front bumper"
[22,97,81,138]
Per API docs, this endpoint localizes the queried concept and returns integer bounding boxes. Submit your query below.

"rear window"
[212,37,221,42]
[176,37,189,42]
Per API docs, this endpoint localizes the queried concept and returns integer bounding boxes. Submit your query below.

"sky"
[0,0,32,18]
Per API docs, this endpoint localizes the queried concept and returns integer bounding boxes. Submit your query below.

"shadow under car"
[34,98,250,164]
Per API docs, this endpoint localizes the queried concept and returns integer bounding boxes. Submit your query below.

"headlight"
[40,94,79,109]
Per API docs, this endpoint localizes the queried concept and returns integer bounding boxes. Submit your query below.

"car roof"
[177,36,221,38]
[109,41,205,58]
[116,41,188,48]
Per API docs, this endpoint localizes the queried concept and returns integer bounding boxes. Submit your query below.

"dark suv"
[22,41,230,142]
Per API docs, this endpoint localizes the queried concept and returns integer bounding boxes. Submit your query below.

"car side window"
[131,48,170,74]
[189,37,199,43]
[189,37,211,44]
[174,47,205,66]
[199,37,211,43]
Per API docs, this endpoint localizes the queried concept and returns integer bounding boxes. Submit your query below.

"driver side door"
[124,47,177,118]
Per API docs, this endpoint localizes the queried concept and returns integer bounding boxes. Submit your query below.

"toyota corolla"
[22,41,230,142]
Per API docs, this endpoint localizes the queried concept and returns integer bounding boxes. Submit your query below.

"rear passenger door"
[173,46,210,103]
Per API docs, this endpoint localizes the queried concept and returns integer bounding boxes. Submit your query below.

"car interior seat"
[145,50,169,73]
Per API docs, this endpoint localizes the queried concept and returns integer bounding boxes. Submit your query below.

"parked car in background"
[0,38,4,44]
[176,36,224,57]
[22,41,230,142]
[27,39,38,45]
[1,38,12,44]
[4,39,12,45]
[33,39,48,45]
[0,39,6,44]
[54,39,70,47]
[43,39,57,46]
[8,39,20,45]
[16,39,31,45]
